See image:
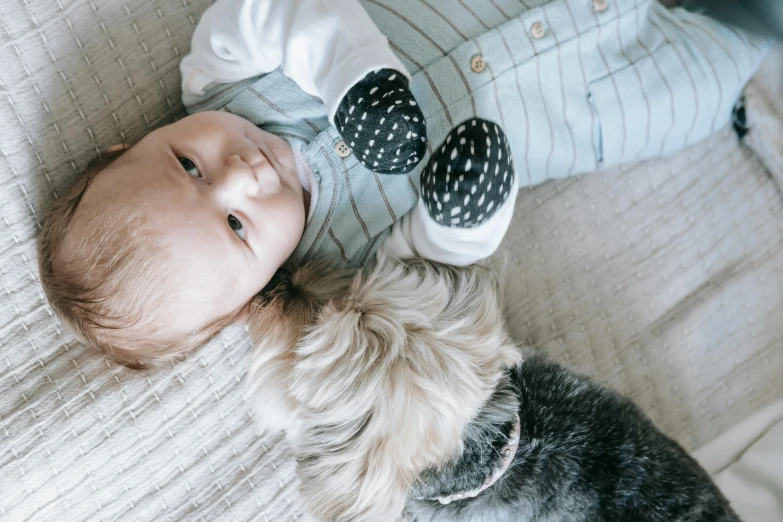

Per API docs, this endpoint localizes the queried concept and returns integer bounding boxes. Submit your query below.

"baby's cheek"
[271,141,295,167]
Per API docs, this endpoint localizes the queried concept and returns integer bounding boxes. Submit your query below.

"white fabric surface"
[744,37,783,192]
[1,1,782,520]
[694,395,783,522]
[690,46,783,522]
[490,120,783,450]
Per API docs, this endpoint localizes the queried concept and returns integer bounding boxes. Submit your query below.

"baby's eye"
[228,214,245,240]
[178,157,201,178]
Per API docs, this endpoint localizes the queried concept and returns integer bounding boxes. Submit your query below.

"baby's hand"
[422,119,515,228]
[335,69,427,174]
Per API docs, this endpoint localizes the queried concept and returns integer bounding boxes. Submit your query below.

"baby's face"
[80,111,306,339]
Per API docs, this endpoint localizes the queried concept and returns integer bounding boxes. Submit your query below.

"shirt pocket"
[588,39,718,168]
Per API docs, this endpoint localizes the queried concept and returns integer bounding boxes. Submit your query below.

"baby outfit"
[181,0,517,267]
[181,0,768,269]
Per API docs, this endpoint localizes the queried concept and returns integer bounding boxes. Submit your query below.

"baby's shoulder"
[182,70,330,141]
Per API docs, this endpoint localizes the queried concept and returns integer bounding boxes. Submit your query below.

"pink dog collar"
[431,413,521,505]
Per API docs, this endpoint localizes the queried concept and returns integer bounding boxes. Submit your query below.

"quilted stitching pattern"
[492,127,783,450]
[0,1,308,520]
[0,0,782,520]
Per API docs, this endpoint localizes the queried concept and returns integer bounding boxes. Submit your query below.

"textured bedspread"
[1,1,782,520]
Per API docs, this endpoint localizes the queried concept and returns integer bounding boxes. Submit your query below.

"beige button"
[593,0,608,12]
[530,22,546,39]
[335,140,351,158]
[470,54,486,73]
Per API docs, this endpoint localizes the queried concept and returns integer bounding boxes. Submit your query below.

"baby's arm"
[181,0,426,174]
[381,186,518,267]
[381,119,518,266]
[181,0,401,121]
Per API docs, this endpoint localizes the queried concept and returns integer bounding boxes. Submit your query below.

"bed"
[1,0,781,520]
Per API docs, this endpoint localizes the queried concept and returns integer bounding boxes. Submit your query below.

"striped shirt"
[365,0,768,187]
[183,0,768,268]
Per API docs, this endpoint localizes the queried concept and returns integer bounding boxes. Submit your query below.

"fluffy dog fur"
[246,258,738,522]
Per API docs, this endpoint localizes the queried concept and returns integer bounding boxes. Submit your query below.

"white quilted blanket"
[1,1,782,520]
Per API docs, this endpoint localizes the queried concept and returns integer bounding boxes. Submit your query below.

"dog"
[246,257,739,522]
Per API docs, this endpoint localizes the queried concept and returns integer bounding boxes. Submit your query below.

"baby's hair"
[37,149,241,369]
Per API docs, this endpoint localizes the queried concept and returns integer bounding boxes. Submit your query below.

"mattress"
[1,0,782,520]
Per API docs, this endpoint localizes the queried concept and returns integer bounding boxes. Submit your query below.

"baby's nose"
[217,154,258,196]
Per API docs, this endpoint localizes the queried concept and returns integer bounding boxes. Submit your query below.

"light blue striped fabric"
[184,77,421,268]
[367,0,769,186]
[183,0,768,268]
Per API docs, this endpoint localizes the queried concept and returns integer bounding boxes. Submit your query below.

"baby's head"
[38,111,307,368]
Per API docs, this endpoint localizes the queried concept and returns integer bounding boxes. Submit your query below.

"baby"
[38,0,518,368]
[39,0,766,369]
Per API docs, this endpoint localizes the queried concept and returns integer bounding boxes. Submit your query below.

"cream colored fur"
[247,257,521,522]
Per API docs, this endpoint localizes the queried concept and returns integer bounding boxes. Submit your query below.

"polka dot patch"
[422,118,515,228]
[334,68,427,174]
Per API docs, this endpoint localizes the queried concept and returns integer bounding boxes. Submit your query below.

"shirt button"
[470,54,486,73]
[593,0,608,12]
[530,22,546,39]
[335,140,351,158]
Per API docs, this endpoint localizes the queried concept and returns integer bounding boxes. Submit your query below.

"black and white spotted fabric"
[334,68,427,174]
[422,119,515,228]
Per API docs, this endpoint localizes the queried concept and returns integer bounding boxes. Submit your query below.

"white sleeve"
[179,0,409,122]
[380,180,519,266]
